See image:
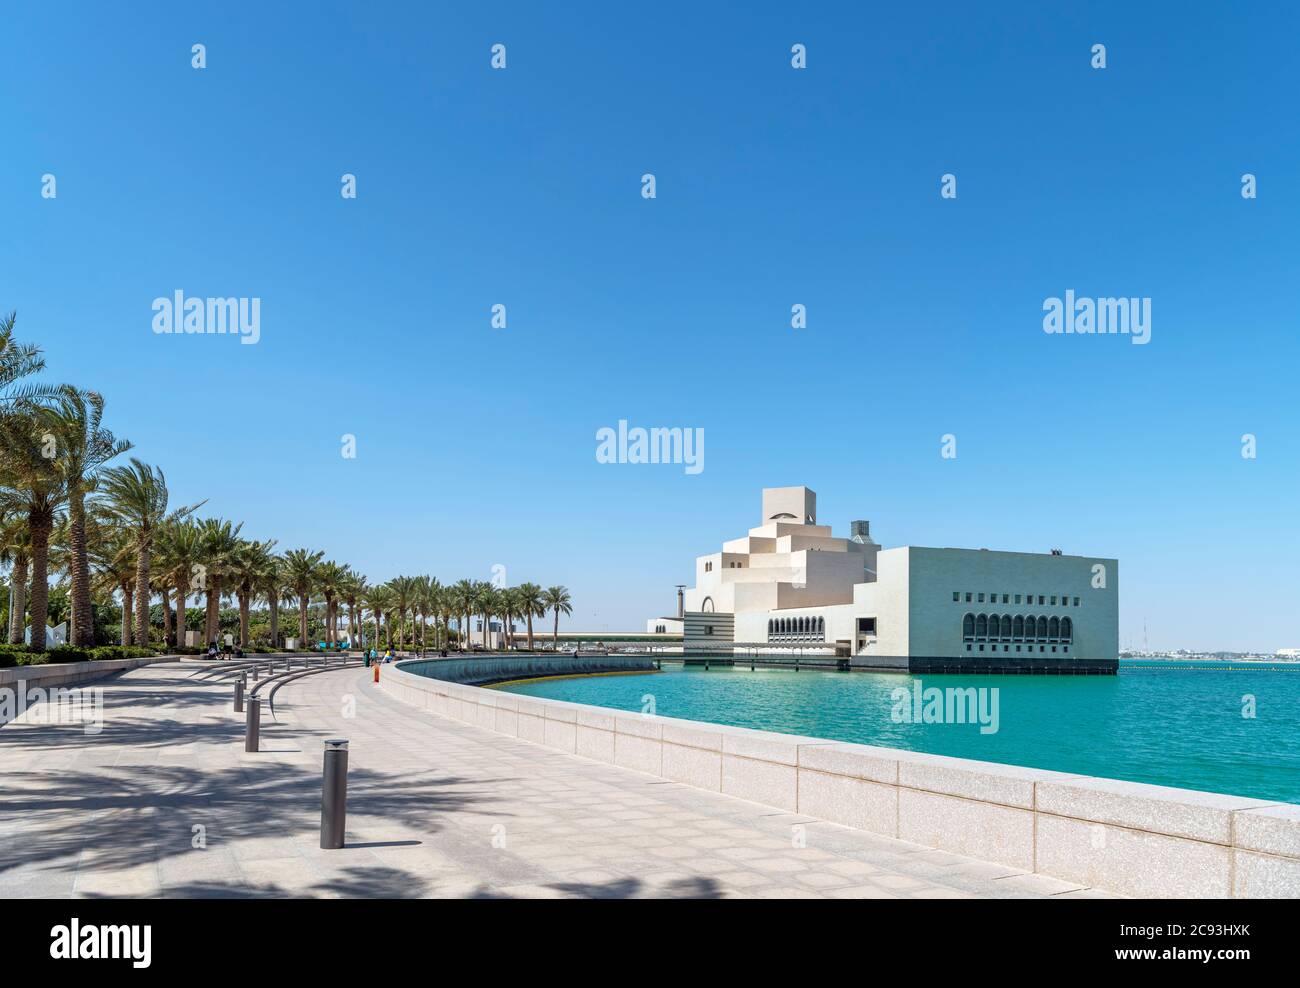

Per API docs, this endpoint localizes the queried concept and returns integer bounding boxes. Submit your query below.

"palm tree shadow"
[0,762,502,879]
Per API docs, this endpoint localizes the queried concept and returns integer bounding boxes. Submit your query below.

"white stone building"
[671,486,1119,673]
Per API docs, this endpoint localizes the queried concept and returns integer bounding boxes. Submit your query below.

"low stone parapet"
[383,659,1300,898]
[0,655,183,691]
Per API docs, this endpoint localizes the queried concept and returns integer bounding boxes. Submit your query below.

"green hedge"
[0,644,39,668]
[0,644,158,667]
[88,646,156,661]
[40,647,95,664]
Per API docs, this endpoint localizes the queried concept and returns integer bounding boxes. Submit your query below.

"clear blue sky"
[3,2,1297,651]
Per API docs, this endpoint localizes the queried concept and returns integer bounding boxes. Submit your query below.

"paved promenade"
[0,662,1114,898]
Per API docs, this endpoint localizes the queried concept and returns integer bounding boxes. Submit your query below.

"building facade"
[671,486,1119,674]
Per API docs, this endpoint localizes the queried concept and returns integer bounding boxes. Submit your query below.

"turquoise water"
[499,660,1300,803]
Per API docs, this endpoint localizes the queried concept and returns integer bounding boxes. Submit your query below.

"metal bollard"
[233,677,244,713]
[245,697,260,752]
[320,739,348,849]
[251,664,259,681]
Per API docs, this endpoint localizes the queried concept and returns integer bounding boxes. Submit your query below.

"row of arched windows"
[963,613,1072,642]
[769,616,825,640]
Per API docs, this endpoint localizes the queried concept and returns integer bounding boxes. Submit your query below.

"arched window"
[976,614,988,638]
[1013,615,1024,639]
[780,619,787,634]
[768,619,773,635]
[817,617,824,634]
[1037,616,1048,639]
[963,613,975,639]
[1024,617,1036,640]
[1061,616,1072,642]
[1049,617,1060,640]
[1001,615,1012,638]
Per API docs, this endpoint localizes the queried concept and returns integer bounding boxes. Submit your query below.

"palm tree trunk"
[68,486,95,648]
[120,582,133,646]
[298,593,309,646]
[162,587,173,648]
[8,557,28,644]
[268,593,279,647]
[527,613,535,651]
[238,591,250,646]
[175,582,187,648]
[134,533,151,647]
[203,585,213,644]
[553,609,559,651]
[26,508,52,650]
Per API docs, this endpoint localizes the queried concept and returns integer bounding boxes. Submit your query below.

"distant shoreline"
[1120,653,1299,663]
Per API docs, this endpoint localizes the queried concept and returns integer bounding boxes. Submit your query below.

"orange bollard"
[373,663,380,683]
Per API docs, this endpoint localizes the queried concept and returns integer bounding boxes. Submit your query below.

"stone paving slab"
[0,663,1115,899]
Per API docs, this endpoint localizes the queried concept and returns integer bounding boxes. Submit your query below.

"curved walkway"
[0,663,1113,898]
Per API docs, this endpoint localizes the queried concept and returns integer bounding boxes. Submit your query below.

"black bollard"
[245,697,260,752]
[320,739,348,849]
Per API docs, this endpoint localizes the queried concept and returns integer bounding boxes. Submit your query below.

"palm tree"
[450,579,474,651]
[314,560,347,646]
[231,539,275,647]
[0,408,68,649]
[258,553,287,648]
[436,581,454,651]
[98,458,194,646]
[544,585,573,651]
[384,574,416,652]
[501,586,522,651]
[155,519,202,649]
[363,584,393,649]
[415,576,440,654]
[196,517,243,646]
[45,387,130,646]
[281,548,323,648]
[0,314,61,647]
[471,580,496,651]
[517,582,545,652]
[0,511,32,643]
[340,569,365,648]
[0,312,60,407]
[91,526,136,646]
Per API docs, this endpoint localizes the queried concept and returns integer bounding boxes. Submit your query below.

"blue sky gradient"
[3,2,1297,649]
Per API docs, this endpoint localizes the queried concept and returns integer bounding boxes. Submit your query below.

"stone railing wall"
[384,659,1300,898]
